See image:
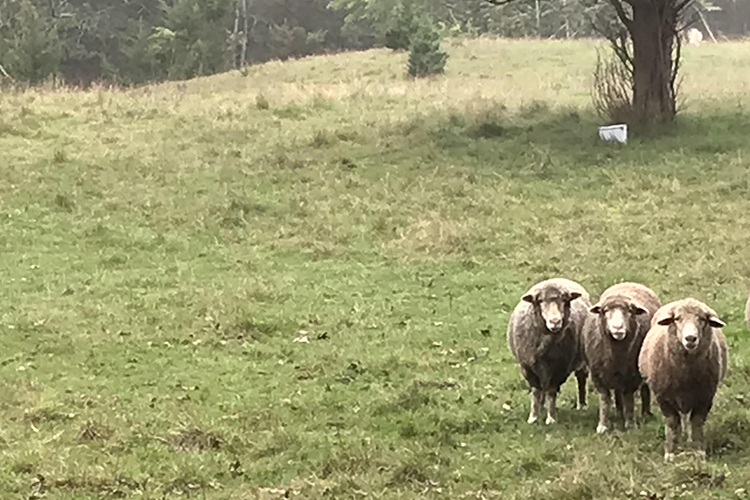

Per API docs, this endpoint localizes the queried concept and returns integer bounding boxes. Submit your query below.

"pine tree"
[407,17,447,78]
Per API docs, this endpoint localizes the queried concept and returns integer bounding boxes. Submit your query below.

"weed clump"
[256,93,270,110]
[171,428,223,451]
[77,420,113,442]
[54,193,75,212]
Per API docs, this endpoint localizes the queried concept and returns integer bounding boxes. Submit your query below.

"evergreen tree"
[407,17,448,77]
[0,0,61,83]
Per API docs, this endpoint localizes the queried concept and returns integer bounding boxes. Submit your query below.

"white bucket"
[598,124,628,144]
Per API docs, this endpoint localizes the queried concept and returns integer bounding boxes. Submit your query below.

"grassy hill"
[1,37,750,499]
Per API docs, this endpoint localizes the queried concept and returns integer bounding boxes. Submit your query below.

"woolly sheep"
[583,282,661,434]
[507,278,590,425]
[638,298,727,461]
[685,28,704,46]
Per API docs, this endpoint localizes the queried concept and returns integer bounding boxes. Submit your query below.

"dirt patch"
[171,428,223,451]
[77,420,113,442]
[23,407,76,425]
[30,474,144,499]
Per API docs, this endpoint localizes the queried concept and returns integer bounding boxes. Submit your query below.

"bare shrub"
[592,51,634,125]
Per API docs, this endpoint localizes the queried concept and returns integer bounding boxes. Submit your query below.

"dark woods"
[0,0,364,86]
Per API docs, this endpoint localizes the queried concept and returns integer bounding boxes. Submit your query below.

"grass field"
[1,37,750,499]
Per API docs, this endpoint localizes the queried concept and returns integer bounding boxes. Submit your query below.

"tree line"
[0,0,362,85]
[0,0,746,87]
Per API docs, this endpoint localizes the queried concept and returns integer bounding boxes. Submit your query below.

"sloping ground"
[0,38,750,499]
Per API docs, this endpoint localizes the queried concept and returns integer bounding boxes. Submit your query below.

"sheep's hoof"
[596,424,608,434]
[545,415,556,425]
[527,415,539,424]
[624,420,637,430]
[576,402,587,410]
[664,452,676,463]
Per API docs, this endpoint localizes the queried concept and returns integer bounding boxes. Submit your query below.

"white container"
[598,124,628,144]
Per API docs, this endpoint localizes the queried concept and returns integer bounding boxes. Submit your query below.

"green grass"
[1,37,750,499]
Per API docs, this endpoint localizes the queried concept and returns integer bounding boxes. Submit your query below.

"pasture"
[1,37,750,499]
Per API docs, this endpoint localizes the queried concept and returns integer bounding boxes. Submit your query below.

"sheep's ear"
[708,316,725,329]
[568,291,582,302]
[522,293,536,304]
[631,304,649,316]
[590,304,602,314]
[656,315,675,326]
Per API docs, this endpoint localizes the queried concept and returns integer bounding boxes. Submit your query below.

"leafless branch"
[678,10,699,32]
[611,35,634,73]
[671,21,683,93]
[695,7,717,42]
[589,13,633,74]
[0,62,13,81]
[674,0,694,16]
[607,0,633,31]
[485,0,518,6]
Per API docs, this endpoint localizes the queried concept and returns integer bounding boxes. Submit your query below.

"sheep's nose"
[684,334,698,344]
[609,317,624,328]
[547,319,562,332]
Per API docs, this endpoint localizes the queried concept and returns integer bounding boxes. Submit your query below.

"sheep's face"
[590,299,648,341]
[523,289,582,334]
[656,301,725,352]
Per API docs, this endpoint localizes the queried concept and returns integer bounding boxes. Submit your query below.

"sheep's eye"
[673,316,681,323]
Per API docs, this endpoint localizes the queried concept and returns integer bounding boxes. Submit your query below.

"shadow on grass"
[374,102,750,182]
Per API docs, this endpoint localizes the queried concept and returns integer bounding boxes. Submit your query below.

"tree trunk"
[630,2,678,125]
[241,0,249,67]
[233,0,241,68]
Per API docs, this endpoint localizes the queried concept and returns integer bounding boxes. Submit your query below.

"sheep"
[685,28,704,46]
[583,282,661,434]
[638,298,728,461]
[507,278,590,425]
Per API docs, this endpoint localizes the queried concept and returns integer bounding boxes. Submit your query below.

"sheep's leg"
[545,388,558,425]
[690,408,709,460]
[575,367,588,410]
[614,389,625,429]
[623,391,636,429]
[597,390,612,434]
[662,405,682,462]
[523,368,544,424]
[528,388,545,424]
[640,383,652,420]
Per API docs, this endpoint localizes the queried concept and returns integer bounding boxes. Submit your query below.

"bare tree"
[488,0,693,126]
[606,0,689,125]
[232,0,255,68]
